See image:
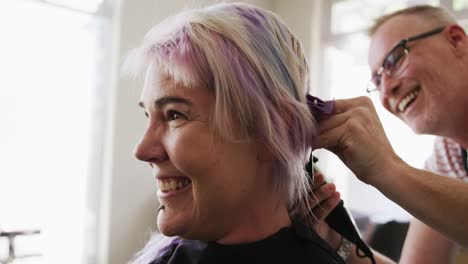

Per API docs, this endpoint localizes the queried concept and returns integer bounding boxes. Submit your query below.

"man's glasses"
[366,26,445,93]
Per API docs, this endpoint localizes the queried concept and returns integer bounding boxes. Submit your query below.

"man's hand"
[309,172,340,222]
[309,172,342,250]
[314,97,402,185]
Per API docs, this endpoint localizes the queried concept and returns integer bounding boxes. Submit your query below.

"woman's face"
[135,67,270,241]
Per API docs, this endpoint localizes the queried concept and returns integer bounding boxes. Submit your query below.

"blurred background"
[1,0,467,263]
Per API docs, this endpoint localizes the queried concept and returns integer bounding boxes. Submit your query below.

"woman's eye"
[166,110,186,121]
[144,112,149,118]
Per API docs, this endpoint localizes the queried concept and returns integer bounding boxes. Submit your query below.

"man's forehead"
[368,14,426,71]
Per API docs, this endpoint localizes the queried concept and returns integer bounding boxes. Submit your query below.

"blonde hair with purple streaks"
[124,3,317,262]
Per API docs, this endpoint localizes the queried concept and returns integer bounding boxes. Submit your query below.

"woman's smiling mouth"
[157,177,192,197]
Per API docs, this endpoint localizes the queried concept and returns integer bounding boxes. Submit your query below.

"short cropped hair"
[368,5,457,36]
[124,2,316,222]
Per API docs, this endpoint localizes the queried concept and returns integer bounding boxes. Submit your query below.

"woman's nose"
[134,126,167,164]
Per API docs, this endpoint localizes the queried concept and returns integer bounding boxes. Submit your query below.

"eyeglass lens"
[371,45,408,89]
[383,45,407,75]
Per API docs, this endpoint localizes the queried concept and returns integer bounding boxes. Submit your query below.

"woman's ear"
[256,140,275,162]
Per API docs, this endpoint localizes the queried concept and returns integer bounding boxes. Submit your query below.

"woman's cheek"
[166,127,218,176]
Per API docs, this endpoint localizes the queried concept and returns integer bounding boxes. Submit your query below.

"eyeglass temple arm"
[406,26,445,42]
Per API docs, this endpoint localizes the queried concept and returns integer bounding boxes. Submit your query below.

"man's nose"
[134,125,167,164]
[379,73,402,111]
[380,72,401,97]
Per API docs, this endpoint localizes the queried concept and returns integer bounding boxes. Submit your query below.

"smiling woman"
[122,3,344,264]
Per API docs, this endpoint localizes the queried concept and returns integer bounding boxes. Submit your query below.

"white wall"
[272,0,315,58]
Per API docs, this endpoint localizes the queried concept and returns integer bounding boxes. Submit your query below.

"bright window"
[0,0,112,263]
[454,0,468,10]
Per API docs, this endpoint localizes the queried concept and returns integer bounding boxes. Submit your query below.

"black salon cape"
[150,222,345,264]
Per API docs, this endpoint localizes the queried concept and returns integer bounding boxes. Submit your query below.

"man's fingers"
[315,97,380,151]
[313,120,348,150]
[332,96,374,114]
[317,111,348,133]
[319,103,376,133]
[309,182,336,207]
[311,172,325,190]
[311,183,336,202]
[312,192,341,221]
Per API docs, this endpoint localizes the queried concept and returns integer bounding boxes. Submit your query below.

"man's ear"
[444,24,468,57]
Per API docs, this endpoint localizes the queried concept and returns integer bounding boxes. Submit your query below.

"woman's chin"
[157,212,186,237]
[157,214,217,240]
[158,228,180,237]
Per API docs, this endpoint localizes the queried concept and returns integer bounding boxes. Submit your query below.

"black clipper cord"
[306,156,376,264]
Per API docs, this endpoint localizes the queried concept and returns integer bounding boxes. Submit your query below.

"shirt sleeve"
[424,137,468,181]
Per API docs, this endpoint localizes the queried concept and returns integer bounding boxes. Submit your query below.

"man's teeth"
[398,88,420,112]
[158,178,191,192]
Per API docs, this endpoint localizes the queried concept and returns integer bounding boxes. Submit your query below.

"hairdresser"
[315,5,468,264]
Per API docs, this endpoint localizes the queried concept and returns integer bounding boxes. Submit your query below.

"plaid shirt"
[424,137,468,182]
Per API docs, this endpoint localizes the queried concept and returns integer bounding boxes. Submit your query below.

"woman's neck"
[215,195,292,245]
